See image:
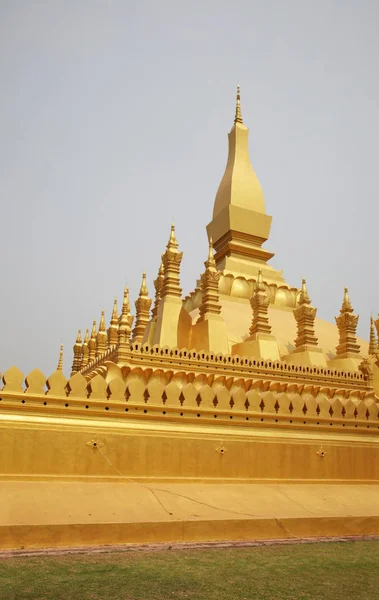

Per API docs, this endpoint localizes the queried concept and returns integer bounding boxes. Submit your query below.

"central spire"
[212,84,266,218]
[206,86,285,284]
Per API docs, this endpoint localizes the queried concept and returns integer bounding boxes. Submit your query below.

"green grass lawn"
[1,541,378,600]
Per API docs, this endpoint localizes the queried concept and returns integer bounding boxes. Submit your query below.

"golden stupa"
[1,87,379,550]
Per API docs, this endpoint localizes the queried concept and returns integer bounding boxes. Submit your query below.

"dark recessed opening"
[246,417,249,421]
[21,400,25,404]
[65,403,69,407]
[105,407,109,411]
[197,414,200,417]
[85,405,89,409]
[125,408,129,412]
[144,409,147,414]
[180,412,183,416]
[43,402,47,406]
[162,411,166,415]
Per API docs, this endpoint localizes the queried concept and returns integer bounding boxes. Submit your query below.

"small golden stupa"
[1,87,379,551]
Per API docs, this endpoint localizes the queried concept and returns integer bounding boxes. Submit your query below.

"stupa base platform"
[2,482,379,550]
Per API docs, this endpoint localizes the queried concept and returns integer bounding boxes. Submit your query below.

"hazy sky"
[1,1,379,377]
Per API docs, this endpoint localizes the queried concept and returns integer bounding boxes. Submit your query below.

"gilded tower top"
[206,86,286,284]
[212,84,266,218]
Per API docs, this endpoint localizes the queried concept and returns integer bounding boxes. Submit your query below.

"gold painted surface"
[2,516,379,550]
[2,86,379,549]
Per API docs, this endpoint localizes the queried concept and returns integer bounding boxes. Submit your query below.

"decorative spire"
[57,344,63,372]
[81,328,90,368]
[299,278,311,305]
[88,321,97,363]
[248,269,271,336]
[96,309,107,357]
[293,279,318,349]
[369,317,378,355]
[234,84,243,125]
[151,261,165,320]
[341,287,353,313]
[161,224,183,299]
[118,286,134,347]
[132,272,152,343]
[198,238,222,321]
[167,223,179,251]
[206,86,283,284]
[108,299,119,347]
[71,329,83,376]
[335,287,360,357]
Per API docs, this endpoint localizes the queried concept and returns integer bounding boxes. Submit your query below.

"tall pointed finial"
[341,287,353,313]
[151,261,165,321]
[117,285,134,362]
[71,329,83,376]
[298,278,311,306]
[133,272,152,343]
[369,316,378,355]
[108,299,119,347]
[140,272,148,296]
[167,223,179,251]
[99,308,106,331]
[234,84,243,125]
[111,299,118,322]
[81,329,90,368]
[96,309,108,356]
[88,320,97,363]
[57,344,63,371]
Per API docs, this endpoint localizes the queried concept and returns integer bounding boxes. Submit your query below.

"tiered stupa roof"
[70,86,371,385]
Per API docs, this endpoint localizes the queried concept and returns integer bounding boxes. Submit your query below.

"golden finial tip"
[140,271,149,296]
[234,84,243,125]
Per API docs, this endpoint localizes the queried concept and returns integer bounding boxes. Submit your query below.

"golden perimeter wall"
[1,344,379,484]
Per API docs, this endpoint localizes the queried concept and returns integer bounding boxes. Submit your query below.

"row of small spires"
[68,223,182,375]
[63,223,377,375]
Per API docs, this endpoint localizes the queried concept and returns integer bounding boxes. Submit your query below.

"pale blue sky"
[1,1,379,377]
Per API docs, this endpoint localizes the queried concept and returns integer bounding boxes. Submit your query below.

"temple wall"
[2,417,379,483]
[0,363,379,484]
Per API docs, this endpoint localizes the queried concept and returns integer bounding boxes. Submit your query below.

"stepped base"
[2,482,379,549]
